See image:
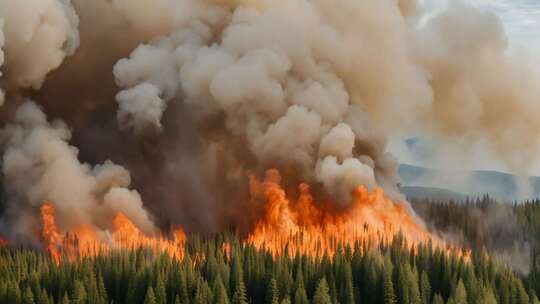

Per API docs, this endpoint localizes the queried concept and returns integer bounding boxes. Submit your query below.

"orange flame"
[39,202,186,264]
[40,202,63,265]
[246,170,468,260]
[38,169,468,264]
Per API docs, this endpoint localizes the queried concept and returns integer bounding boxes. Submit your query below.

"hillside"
[398,164,540,201]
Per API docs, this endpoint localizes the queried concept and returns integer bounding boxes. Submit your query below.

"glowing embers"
[246,169,466,260]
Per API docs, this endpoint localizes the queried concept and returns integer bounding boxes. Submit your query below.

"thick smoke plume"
[0,0,79,91]
[0,0,539,246]
[0,102,154,244]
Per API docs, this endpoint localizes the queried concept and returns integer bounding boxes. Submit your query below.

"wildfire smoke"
[37,169,467,264]
[39,201,186,265]
[0,0,536,265]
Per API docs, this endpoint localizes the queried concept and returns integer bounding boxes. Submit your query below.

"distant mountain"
[400,186,468,201]
[398,164,540,201]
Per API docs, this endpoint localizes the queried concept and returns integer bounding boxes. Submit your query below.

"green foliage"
[313,278,331,304]
[383,266,397,304]
[451,280,468,304]
[22,287,35,304]
[232,281,248,304]
[0,229,531,304]
[145,286,157,304]
[432,293,444,304]
[266,277,279,304]
[293,283,308,304]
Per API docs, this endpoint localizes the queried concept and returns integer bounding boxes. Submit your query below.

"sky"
[469,0,540,52]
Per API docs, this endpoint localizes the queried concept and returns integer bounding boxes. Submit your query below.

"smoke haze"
[0,0,539,248]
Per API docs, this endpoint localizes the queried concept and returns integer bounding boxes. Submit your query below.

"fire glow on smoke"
[39,169,468,265]
[0,0,538,270]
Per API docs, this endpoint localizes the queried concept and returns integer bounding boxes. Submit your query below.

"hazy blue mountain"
[398,164,540,201]
[400,186,468,201]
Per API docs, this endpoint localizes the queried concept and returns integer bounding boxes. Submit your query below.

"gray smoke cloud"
[113,0,402,203]
[112,0,540,202]
[0,102,155,242]
[0,0,538,241]
[415,2,540,172]
[0,0,79,92]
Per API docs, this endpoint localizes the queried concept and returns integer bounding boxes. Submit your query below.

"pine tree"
[397,265,410,304]
[145,286,157,304]
[22,287,35,304]
[383,267,397,304]
[266,278,279,304]
[6,280,21,304]
[420,271,431,304]
[451,279,467,304]
[231,253,243,297]
[313,278,332,304]
[97,273,108,304]
[432,293,444,304]
[407,267,422,304]
[515,280,529,304]
[532,292,540,304]
[0,282,6,304]
[232,281,248,304]
[61,293,70,304]
[195,277,214,304]
[341,262,355,304]
[478,287,497,304]
[177,270,189,304]
[72,280,87,304]
[280,297,291,304]
[36,288,49,304]
[294,283,309,304]
[155,274,167,304]
[214,276,230,304]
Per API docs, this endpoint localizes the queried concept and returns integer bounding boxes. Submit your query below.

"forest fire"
[247,170,468,259]
[38,169,467,264]
[39,202,186,264]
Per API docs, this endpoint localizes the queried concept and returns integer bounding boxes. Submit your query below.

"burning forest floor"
[33,169,469,266]
[0,231,529,304]
[1,183,540,303]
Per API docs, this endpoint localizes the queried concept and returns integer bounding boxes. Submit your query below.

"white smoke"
[0,102,155,239]
[116,83,165,134]
[0,0,79,91]
[0,0,538,240]
[113,0,540,201]
[113,1,392,200]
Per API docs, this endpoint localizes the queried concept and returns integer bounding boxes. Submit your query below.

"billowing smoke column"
[112,0,403,203]
[0,0,539,245]
[0,0,79,92]
[0,102,154,243]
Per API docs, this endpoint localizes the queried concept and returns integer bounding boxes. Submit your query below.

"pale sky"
[469,0,540,52]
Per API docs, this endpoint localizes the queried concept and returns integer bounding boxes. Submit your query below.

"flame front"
[39,203,186,264]
[38,169,467,264]
[247,170,467,259]
[40,202,63,264]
